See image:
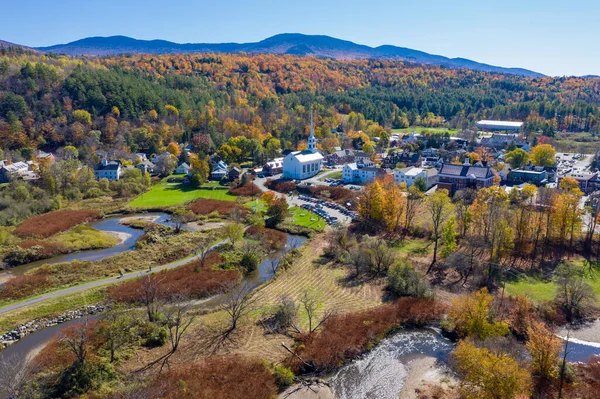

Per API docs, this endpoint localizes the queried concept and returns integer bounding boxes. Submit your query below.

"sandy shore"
[279,384,335,399]
[119,215,160,224]
[399,356,456,398]
[106,231,132,244]
[557,319,600,345]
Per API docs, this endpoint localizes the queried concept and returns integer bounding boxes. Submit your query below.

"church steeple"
[308,109,317,153]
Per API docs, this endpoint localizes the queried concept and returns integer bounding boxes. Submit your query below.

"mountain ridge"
[29,33,543,77]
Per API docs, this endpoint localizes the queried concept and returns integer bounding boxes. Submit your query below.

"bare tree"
[0,354,35,399]
[99,305,136,363]
[137,274,164,322]
[138,297,196,373]
[267,256,280,275]
[222,283,259,338]
[295,289,336,335]
[60,318,90,367]
[194,237,214,272]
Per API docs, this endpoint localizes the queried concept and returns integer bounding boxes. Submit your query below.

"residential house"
[135,160,155,175]
[0,161,37,183]
[94,160,122,181]
[382,151,421,169]
[263,157,284,176]
[393,167,438,189]
[437,161,495,193]
[33,150,55,163]
[228,166,241,181]
[421,156,443,169]
[326,149,355,165]
[175,162,191,175]
[342,163,388,184]
[210,160,228,180]
[353,151,372,165]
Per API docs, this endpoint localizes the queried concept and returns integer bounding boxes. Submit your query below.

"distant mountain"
[32,33,543,77]
[0,39,37,52]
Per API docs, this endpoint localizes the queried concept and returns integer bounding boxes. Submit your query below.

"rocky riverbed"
[0,304,105,350]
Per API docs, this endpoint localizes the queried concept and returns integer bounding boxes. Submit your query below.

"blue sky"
[2,0,599,76]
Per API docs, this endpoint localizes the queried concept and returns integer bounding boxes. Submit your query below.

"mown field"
[287,207,326,231]
[391,126,458,135]
[129,177,236,208]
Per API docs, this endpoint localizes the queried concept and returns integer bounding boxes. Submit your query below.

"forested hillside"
[1,47,600,154]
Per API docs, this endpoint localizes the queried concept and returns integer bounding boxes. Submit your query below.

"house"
[394,167,438,189]
[94,160,122,181]
[479,134,526,149]
[342,163,388,184]
[210,161,228,180]
[33,150,55,163]
[175,162,191,175]
[558,172,600,194]
[401,133,427,145]
[382,151,421,169]
[437,161,495,193]
[421,156,443,169]
[282,111,324,180]
[353,151,372,165]
[0,161,38,183]
[228,166,241,181]
[263,158,284,176]
[135,160,155,175]
[509,168,548,185]
[326,149,355,165]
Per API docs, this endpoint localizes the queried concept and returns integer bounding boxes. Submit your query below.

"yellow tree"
[381,175,406,234]
[166,142,181,156]
[357,179,385,229]
[453,340,532,399]
[526,320,561,380]
[531,144,557,167]
[449,288,509,340]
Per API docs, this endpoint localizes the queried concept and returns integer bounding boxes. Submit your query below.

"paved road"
[0,238,229,315]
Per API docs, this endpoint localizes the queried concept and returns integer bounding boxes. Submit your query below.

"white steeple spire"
[308,108,317,153]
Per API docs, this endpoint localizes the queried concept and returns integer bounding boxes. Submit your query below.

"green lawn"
[245,198,267,213]
[288,207,326,231]
[129,177,236,208]
[391,126,457,135]
[393,239,433,255]
[505,264,600,304]
[321,170,342,180]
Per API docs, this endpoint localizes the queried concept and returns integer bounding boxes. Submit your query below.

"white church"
[282,111,324,180]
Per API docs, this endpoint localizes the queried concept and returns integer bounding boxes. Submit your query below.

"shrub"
[240,252,260,272]
[0,272,52,299]
[14,209,99,238]
[387,259,431,297]
[145,356,277,399]
[289,297,446,373]
[265,179,296,193]
[141,322,168,348]
[309,185,354,204]
[188,199,245,216]
[273,365,295,388]
[245,226,287,250]
[228,182,260,196]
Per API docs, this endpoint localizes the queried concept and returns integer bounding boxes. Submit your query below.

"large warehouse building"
[476,120,523,131]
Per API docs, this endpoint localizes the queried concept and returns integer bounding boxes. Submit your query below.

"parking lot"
[556,152,594,175]
[294,195,359,225]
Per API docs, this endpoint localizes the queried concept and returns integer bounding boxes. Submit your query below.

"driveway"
[0,238,229,315]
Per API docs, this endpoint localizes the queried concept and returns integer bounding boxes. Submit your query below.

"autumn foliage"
[265,179,297,193]
[14,210,99,238]
[228,181,260,196]
[0,272,52,300]
[289,297,446,372]
[244,226,287,250]
[143,355,277,399]
[309,185,354,204]
[187,199,244,216]
[108,252,239,303]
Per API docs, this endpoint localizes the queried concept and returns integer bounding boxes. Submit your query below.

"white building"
[94,160,122,181]
[476,120,523,131]
[282,111,324,180]
[175,162,191,175]
[393,167,438,189]
[342,163,387,184]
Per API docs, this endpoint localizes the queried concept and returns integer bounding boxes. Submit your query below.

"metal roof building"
[476,120,523,131]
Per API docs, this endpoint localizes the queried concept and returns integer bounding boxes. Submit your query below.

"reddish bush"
[310,186,355,204]
[289,297,446,373]
[144,355,277,399]
[0,272,52,300]
[245,226,287,250]
[265,179,296,193]
[228,182,260,196]
[108,252,240,303]
[14,210,99,238]
[187,199,245,216]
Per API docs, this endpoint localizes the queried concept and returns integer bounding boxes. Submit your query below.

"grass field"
[392,126,458,135]
[129,177,236,208]
[244,198,267,213]
[321,170,342,180]
[505,264,600,304]
[288,207,326,231]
